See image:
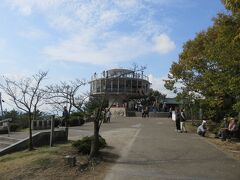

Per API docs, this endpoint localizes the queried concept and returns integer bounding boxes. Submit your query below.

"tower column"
[118,77,119,93]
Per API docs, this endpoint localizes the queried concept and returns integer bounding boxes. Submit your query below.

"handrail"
[0,118,12,137]
[0,118,12,123]
[91,72,149,81]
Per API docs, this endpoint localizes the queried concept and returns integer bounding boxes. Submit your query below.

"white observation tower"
[89,69,150,116]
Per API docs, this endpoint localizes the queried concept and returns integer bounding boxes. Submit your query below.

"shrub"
[69,118,85,126]
[10,123,20,132]
[72,136,107,154]
[71,112,84,119]
[69,118,79,126]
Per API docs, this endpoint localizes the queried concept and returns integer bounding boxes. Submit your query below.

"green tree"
[222,0,240,14]
[165,2,240,121]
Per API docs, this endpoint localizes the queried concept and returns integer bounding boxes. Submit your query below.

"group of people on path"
[174,107,238,139]
[175,108,187,133]
[196,117,239,139]
[174,108,208,136]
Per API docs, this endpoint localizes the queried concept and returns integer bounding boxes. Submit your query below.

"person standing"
[106,110,112,123]
[142,107,145,118]
[168,106,172,118]
[175,108,181,132]
[62,106,69,127]
[180,108,187,133]
[145,106,149,118]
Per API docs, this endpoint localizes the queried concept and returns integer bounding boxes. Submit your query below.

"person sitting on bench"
[221,118,238,140]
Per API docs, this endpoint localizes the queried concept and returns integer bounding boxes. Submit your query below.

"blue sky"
[0,0,225,101]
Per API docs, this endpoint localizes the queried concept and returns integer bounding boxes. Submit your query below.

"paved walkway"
[0,117,239,179]
[100,117,240,180]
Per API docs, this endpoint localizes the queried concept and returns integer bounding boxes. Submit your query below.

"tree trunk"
[89,116,100,159]
[190,106,193,125]
[28,113,34,150]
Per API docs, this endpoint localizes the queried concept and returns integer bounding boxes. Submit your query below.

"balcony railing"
[91,72,149,81]
[90,87,148,95]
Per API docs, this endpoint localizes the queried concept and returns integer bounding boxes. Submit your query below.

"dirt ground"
[0,144,112,180]
[206,138,240,161]
[0,126,138,180]
[186,121,240,161]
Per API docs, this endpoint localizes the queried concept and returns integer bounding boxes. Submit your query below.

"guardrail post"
[7,121,10,137]
[50,115,55,147]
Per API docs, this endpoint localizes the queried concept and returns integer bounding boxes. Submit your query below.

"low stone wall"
[0,127,8,134]
[0,129,67,156]
[149,112,169,118]
[127,111,169,118]
[110,107,126,117]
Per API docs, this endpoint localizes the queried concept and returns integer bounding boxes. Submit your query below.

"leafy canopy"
[165,1,240,120]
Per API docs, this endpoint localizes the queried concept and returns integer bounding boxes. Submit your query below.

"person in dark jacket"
[175,108,181,132]
[180,108,187,133]
[62,106,69,127]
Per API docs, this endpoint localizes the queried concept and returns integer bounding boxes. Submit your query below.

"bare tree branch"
[45,79,86,113]
[0,71,48,150]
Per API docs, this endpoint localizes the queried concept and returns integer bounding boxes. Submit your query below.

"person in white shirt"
[106,110,112,123]
[197,120,207,137]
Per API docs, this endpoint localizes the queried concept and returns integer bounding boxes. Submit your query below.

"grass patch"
[0,142,110,179]
[20,128,29,132]
[185,121,197,133]
[0,144,73,178]
[0,144,67,163]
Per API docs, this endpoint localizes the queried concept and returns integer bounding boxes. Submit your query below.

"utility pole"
[0,92,3,117]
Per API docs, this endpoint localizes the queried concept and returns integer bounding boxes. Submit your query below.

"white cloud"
[49,15,77,32]
[5,0,63,16]
[114,0,139,8]
[19,28,48,39]
[44,32,151,64]
[5,0,177,65]
[100,10,120,26]
[148,74,176,97]
[153,34,176,54]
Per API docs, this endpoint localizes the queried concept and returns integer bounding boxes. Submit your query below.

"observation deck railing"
[90,87,148,95]
[91,72,149,82]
